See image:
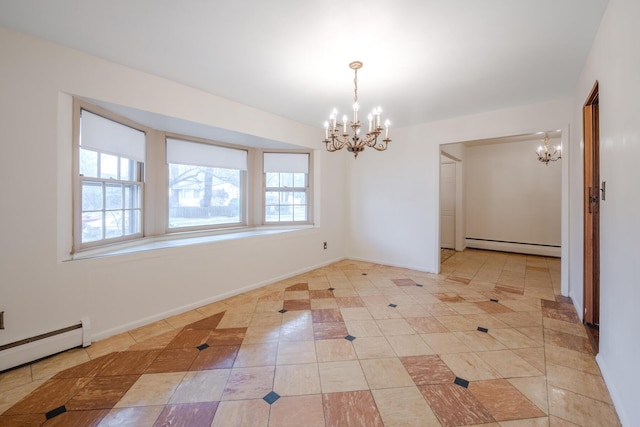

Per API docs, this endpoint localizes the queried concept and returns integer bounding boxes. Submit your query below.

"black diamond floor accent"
[454,377,470,388]
[263,391,280,404]
[388,303,398,308]
[416,283,424,287]
[477,327,489,333]
[345,335,356,341]
[490,298,499,303]
[362,273,368,276]
[328,287,335,291]
[197,343,210,351]
[278,309,287,314]
[46,405,66,420]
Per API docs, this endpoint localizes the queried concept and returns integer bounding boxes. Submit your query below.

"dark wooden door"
[583,81,600,326]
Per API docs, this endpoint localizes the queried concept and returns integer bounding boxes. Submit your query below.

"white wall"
[465,138,562,250]
[569,0,640,424]
[347,99,571,273]
[0,28,347,347]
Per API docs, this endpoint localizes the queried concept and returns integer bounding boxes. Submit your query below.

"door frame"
[583,81,600,325]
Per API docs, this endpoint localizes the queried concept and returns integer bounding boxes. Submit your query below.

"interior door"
[440,160,456,249]
[583,82,600,326]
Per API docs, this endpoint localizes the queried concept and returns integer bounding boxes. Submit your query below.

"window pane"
[280,173,293,187]
[265,205,279,222]
[124,210,141,236]
[124,184,141,209]
[82,181,103,211]
[100,153,118,179]
[168,164,241,228]
[79,148,98,178]
[266,172,280,187]
[294,206,307,221]
[293,173,306,187]
[81,211,103,243]
[279,206,293,222]
[105,211,123,239]
[120,158,136,181]
[105,183,123,210]
[293,191,306,205]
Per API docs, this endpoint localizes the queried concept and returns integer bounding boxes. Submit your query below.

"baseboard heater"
[0,317,91,372]
[465,238,560,257]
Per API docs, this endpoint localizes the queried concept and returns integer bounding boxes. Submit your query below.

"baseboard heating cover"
[465,238,560,257]
[0,317,91,372]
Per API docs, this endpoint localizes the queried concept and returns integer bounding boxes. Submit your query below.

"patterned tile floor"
[0,250,621,426]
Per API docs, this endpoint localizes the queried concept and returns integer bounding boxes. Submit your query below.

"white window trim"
[72,99,314,257]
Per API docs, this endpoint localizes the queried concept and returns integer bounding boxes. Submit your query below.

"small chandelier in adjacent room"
[323,61,391,158]
[536,133,562,165]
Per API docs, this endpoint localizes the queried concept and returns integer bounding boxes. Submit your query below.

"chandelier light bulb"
[322,61,392,158]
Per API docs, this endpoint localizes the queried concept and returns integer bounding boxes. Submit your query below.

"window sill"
[69,225,314,261]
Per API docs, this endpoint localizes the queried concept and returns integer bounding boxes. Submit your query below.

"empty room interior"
[0,0,638,426]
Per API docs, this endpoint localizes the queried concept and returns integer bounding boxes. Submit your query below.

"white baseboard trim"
[596,353,629,427]
[91,256,345,342]
[465,239,560,257]
[346,256,436,274]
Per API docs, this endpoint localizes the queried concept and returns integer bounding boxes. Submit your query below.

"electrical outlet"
[323,241,328,250]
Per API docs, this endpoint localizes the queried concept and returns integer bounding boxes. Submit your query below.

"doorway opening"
[583,81,600,353]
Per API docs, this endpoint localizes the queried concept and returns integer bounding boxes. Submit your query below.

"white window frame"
[263,151,312,225]
[72,99,314,256]
[73,100,147,252]
[166,136,248,232]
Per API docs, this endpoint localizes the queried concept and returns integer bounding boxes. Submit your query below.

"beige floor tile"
[440,352,500,381]
[0,379,47,414]
[340,307,374,321]
[548,385,620,426]
[376,318,416,336]
[269,394,326,427]
[499,416,550,426]
[249,312,283,327]
[310,298,339,309]
[86,333,137,359]
[454,331,508,352]
[221,366,275,401]
[360,358,415,389]
[367,304,404,319]
[512,347,546,374]
[489,328,540,349]
[315,338,358,362]
[169,369,231,403]
[435,315,478,332]
[546,363,612,404]
[242,325,281,344]
[318,360,369,393]
[217,311,253,328]
[31,348,91,380]
[273,363,321,396]
[508,376,549,414]
[129,320,175,343]
[352,336,396,359]
[211,399,270,427]
[345,319,384,337]
[233,342,278,367]
[0,365,32,392]
[544,344,601,376]
[372,386,442,426]
[115,372,186,407]
[387,334,435,357]
[543,318,588,337]
[164,310,206,329]
[421,332,472,354]
[276,340,317,365]
[477,350,542,378]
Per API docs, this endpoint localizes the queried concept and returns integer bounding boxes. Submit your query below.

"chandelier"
[323,61,391,158]
[536,133,561,165]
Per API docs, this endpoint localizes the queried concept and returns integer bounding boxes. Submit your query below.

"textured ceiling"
[0,0,608,129]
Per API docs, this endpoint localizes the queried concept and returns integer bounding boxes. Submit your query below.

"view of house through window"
[166,138,247,229]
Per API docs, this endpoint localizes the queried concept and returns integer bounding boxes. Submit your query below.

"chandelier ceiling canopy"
[323,61,391,158]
